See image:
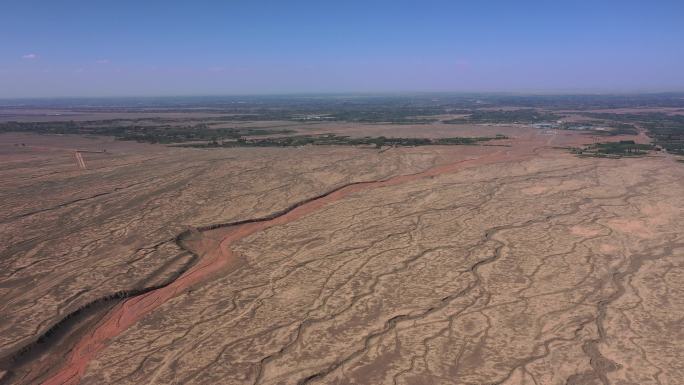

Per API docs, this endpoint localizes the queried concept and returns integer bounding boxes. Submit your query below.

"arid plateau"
[1,97,683,385]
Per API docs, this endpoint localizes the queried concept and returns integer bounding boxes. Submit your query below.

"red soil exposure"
[40,132,582,385]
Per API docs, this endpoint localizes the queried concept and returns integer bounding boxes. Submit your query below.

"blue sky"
[1,0,683,97]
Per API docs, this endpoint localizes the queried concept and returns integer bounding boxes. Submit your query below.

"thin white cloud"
[96,59,110,64]
[22,53,38,60]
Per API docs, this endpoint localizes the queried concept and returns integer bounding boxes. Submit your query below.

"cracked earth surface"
[1,130,682,385]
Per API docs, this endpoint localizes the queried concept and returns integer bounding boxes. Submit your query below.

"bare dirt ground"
[295,122,525,138]
[1,126,682,385]
[0,132,445,382]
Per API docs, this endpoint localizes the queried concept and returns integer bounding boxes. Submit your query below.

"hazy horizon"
[2,0,683,98]
[4,89,684,102]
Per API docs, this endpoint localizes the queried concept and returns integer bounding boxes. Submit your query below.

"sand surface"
[1,127,682,385]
